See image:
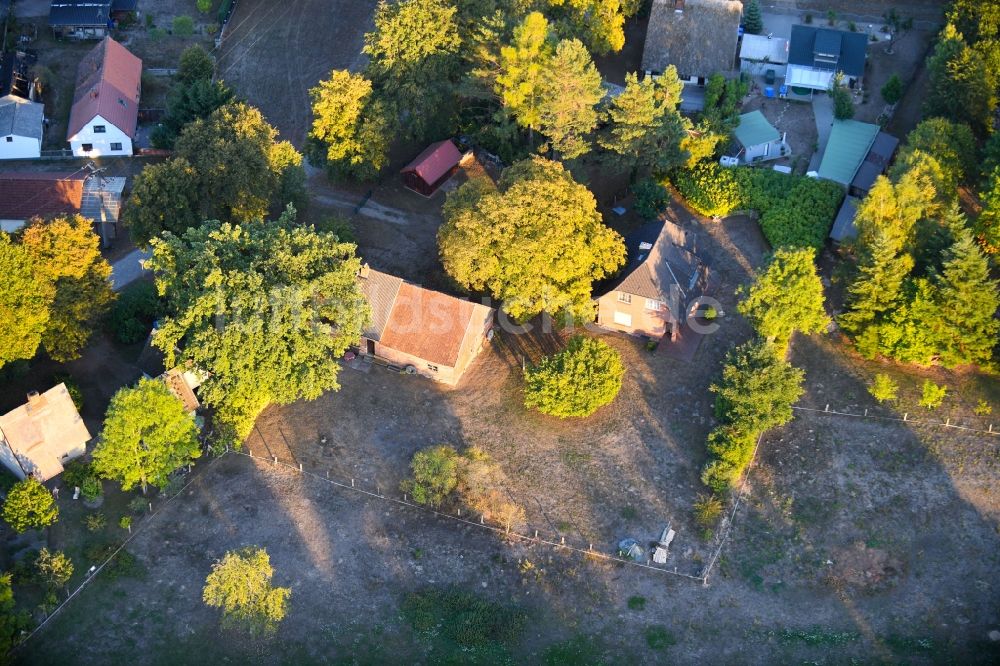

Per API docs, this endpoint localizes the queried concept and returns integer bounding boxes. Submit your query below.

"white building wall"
[69,115,133,157]
[740,59,787,78]
[0,134,41,159]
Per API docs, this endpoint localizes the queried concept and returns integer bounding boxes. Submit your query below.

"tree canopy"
[599,70,687,179]
[0,234,54,369]
[148,209,370,438]
[2,478,58,533]
[438,156,625,321]
[523,335,624,417]
[152,79,236,149]
[203,547,291,635]
[401,445,460,507]
[925,24,997,136]
[307,70,390,181]
[18,214,115,362]
[177,44,214,84]
[92,378,202,494]
[496,11,554,144]
[536,38,603,159]
[736,248,829,355]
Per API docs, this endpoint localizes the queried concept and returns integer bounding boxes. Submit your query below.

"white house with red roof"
[66,36,141,157]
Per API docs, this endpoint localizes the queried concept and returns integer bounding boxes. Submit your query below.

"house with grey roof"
[595,220,706,341]
[0,95,44,159]
[642,0,743,85]
[786,25,868,92]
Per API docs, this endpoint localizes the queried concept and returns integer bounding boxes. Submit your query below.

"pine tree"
[743,0,763,34]
[537,38,604,159]
[976,167,1000,255]
[925,24,997,136]
[839,227,914,336]
[496,11,553,147]
[933,226,1000,368]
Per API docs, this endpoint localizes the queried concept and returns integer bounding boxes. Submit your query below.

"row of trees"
[307,3,685,179]
[0,215,114,368]
[838,117,999,370]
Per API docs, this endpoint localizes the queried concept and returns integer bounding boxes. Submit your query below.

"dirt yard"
[16,197,1000,663]
[215,0,379,147]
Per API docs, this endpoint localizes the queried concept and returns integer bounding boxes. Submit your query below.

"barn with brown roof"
[358,265,494,384]
[401,139,463,196]
[67,36,141,157]
[642,0,743,84]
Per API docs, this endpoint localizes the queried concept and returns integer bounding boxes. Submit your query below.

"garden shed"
[401,139,463,196]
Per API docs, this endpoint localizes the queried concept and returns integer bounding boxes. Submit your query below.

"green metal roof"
[817,120,880,185]
[733,110,780,148]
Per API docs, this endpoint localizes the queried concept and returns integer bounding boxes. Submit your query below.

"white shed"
[739,34,789,78]
[0,95,43,159]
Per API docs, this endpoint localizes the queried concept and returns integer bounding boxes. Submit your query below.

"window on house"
[613,311,632,327]
[616,292,632,304]
[110,142,122,151]
[93,125,106,133]
[645,298,662,311]
[427,364,438,372]
[81,143,93,152]
[4,137,11,143]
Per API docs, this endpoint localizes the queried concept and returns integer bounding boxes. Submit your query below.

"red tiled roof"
[401,139,462,186]
[0,172,84,220]
[67,37,142,140]
[379,282,483,367]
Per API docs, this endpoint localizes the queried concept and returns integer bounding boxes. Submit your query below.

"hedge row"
[669,162,844,249]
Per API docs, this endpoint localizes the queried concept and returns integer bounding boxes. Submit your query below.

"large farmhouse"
[642,0,743,84]
[67,36,141,157]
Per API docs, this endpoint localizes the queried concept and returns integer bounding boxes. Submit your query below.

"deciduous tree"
[148,209,370,438]
[177,44,214,84]
[2,478,58,533]
[203,547,290,635]
[0,234,54,368]
[92,378,201,494]
[438,156,625,321]
[523,335,624,417]
[710,339,804,434]
[400,445,460,507]
[537,38,604,159]
[897,118,976,191]
[18,215,115,361]
[123,159,201,246]
[307,70,390,181]
[736,247,829,355]
[35,548,73,592]
[599,70,687,180]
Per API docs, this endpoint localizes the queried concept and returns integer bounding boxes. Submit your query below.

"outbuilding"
[739,34,789,79]
[731,110,788,164]
[0,95,44,159]
[401,139,463,196]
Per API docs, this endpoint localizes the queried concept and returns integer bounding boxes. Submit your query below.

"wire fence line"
[791,405,999,437]
[16,454,228,650]
[227,448,709,583]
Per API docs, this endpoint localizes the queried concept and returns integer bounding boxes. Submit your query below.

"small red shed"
[401,139,463,196]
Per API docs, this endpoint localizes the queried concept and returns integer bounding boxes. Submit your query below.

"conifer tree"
[743,0,763,34]
[537,38,605,159]
[840,227,914,336]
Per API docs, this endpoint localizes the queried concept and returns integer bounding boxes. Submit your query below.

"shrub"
[919,380,947,409]
[108,281,160,344]
[315,215,356,244]
[128,496,149,514]
[119,515,132,531]
[627,595,646,610]
[804,13,812,24]
[80,476,102,502]
[149,27,167,40]
[523,336,624,418]
[85,512,107,532]
[881,74,905,105]
[401,445,460,507]
[703,305,718,320]
[632,179,669,219]
[974,400,993,416]
[35,548,73,591]
[693,493,724,527]
[402,587,527,648]
[644,625,676,650]
[670,161,744,218]
[869,373,898,403]
[197,0,212,12]
[144,12,154,28]
[2,478,58,533]
[831,84,855,120]
[172,15,195,37]
[62,459,94,488]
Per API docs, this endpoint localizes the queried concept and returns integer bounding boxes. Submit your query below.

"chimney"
[359,263,370,279]
[674,0,685,10]
[26,391,46,413]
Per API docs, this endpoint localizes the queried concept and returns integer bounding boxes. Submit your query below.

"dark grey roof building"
[49,1,112,38]
[641,0,743,81]
[786,25,869,90]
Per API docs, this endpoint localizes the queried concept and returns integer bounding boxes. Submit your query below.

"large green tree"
[92,378,201,494]
[0,573,28,656]
[0,234,54,368]
[400,445,460,507]
[599,70,687,180]
[152,79,236,149]
[148,209,370,438]
[977,167,1000,255]
[932,226,1000,368]
[177,44,214,84]
[736,248,829,355]
[203,547,291,635]
[523,335,624,417]
[537,38,604,159]
[306,70,390,181]
[18,215,115,361]
[839,227,914,339]
[543,0,628,56]
[925,24,997,136]
[123,159,201,247]
[363,0,462,140]
[438,156,625,321]
[896,117,976,192]
[496,11,553,146]
[710,339,805,435]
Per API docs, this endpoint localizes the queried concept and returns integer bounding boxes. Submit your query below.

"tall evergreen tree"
[925,24,997,136]
[537,38,604,159]
[743,0,763,34]
[933,226,1000,367]
[976,167,1000,255]
[598,70,687,180]
[839,227,914,337]
[496,11,553,147]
